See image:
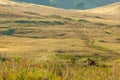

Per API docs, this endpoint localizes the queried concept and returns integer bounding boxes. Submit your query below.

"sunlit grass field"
[0,56,120,80]
[0,14,120,80]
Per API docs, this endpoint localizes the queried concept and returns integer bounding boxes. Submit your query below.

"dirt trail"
[66,21,120,57]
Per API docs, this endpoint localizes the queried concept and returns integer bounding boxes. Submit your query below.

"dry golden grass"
[0,36,88,58]
[0,0,120,80]
[80,2,120,15]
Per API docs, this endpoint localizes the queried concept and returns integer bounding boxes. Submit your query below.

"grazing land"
[0,0,120,80]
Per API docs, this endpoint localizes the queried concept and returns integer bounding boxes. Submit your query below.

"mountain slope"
[0,0,83,19]
[14,0,120,9]
[82,2,120,15]
[0,0,120,25]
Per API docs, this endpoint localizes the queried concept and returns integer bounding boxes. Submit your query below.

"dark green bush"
[0,28,15,35]
[14,20,65,25]
[94,23,107,26]
[78,19,90,23]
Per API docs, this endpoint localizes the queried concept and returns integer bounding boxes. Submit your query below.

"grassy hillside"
[15,0,120,9]
[82,2,120,15]
[0,0,120,80]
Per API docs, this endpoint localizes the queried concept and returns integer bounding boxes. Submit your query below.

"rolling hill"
[82,2,120,15]
[0,0,120,55]
[0,0,120,80]
[14,0,120,9]
[0,0,84,18]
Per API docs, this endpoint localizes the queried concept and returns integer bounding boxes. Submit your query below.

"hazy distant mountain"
[15,0,120,9]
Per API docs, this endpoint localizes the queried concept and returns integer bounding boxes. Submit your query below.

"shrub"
[78,19,90,23]
[0,54,9,62]
[0,28,15,35]
[99,40,108,43]
[94,23,107,26]
[14,20,65,25]
[53,21,65,25]
[50,15,62,18]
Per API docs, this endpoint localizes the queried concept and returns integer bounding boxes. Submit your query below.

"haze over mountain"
[14,0,120,9]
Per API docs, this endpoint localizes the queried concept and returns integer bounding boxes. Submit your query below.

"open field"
[0,0,120,80]
[0,17,120,79]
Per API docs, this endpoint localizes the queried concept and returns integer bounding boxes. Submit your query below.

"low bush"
[14,20,65,25]
[0,28,15,35]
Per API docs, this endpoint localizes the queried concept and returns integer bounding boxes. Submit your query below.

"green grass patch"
[78,19,90,23]
[14,20,65,25]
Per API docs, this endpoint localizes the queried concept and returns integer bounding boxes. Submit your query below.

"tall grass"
[0,55,119,80]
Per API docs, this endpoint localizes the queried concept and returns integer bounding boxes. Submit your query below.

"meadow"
[0,2,120,79]
[0,16,120,80]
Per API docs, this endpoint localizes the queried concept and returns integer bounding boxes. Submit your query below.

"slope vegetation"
[83,2,120,15]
